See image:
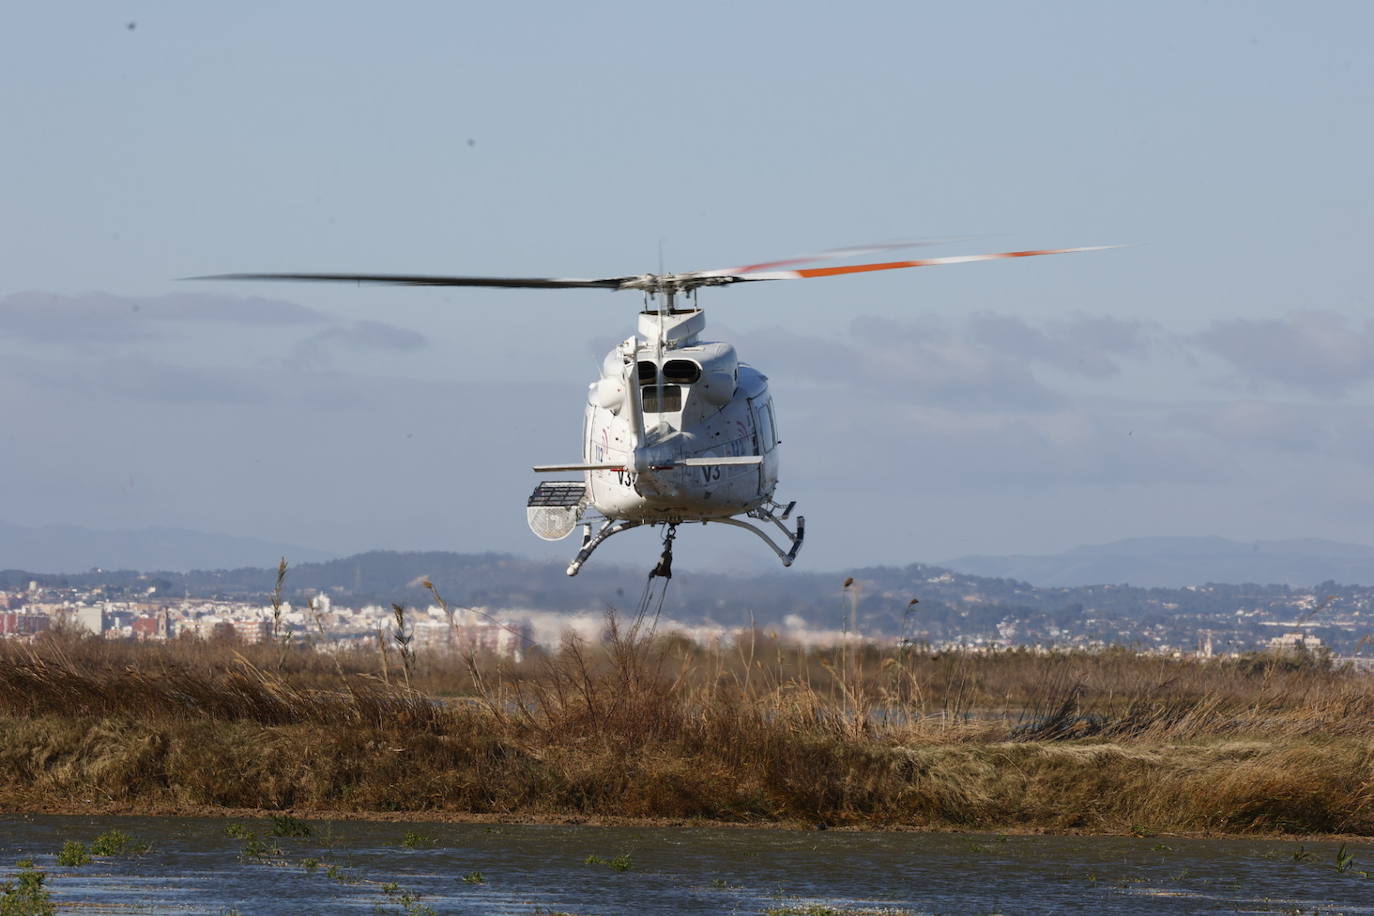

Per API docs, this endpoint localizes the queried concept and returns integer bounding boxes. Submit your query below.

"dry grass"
[0,623,1371,834]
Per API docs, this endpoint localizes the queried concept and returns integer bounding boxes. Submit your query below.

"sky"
[1,1,1372,573]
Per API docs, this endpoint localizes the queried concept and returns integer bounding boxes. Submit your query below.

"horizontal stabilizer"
[676,456,763,467]
[533,456,763,472]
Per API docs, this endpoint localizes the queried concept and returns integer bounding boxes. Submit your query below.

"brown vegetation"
[0,623,1371,836]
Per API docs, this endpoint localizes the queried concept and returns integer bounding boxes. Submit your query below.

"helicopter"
[195,242,1113,577]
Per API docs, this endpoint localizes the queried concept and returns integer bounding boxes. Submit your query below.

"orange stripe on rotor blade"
[795,260,929,278]
[793,249,1082,278]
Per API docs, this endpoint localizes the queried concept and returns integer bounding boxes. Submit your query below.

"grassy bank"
[1,625,1371,835]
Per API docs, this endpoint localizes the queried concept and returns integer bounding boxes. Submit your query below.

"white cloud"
[1195,310,1374,396]
[0,291,325,344]
[288,320,428,369]
[968,312,1154,379]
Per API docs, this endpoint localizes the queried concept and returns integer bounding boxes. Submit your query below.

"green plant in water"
[91,829,149,856]
[0,860,55,916]
[55,842,89,867]
[269,814,312,838]
[1292,844,1317,863]
[1336,843,1355,873]
[1151,843,1173,852]
[240,837,280,859]
[313,824,346,849]
[462,871,484,884]
[381,881,435,915]
[401,831,438,849]
[224,824,253,840]
[585,853,632,871]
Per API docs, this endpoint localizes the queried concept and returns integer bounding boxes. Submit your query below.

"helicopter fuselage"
[583,316,780,523]
[529,304,803,575]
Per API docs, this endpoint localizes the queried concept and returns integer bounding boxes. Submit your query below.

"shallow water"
[2,814,1373,914]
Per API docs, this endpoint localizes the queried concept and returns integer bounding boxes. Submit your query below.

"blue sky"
[2,2,1372,571]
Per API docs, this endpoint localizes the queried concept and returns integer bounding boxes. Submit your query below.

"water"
[2,814,1373,914]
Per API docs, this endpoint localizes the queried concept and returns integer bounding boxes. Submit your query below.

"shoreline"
[4,798,1371,845]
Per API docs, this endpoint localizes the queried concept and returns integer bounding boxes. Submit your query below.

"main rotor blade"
[723,245,1123,282]
[693,238,983,278]
[187,272,634,289]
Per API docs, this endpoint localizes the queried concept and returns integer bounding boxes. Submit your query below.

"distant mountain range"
[6,522,1374,591]
[0,521,336,573]
[943,536,1374,588]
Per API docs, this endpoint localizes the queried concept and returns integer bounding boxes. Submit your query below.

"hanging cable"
[633,524,676,637]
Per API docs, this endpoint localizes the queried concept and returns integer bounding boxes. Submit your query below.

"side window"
[756,399,777,451]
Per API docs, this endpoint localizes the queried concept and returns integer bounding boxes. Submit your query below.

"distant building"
[131,613,174,641]
[72,606,104,636]
[1269,631,1323,653]
[230,619,270,644]
[401,612,532,660]
[0,612,50,637]
[455,619,533,659]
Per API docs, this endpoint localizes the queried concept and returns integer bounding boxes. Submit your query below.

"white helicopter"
[197,242,1111,577]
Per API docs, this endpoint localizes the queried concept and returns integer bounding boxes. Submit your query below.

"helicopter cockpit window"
[756,399,777,451]
[661,359,701,385]
[637,361,657,385]
[642,384,682,413]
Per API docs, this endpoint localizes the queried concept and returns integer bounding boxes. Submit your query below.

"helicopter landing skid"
[566,518,643,576]
[565,506,803,576]
[709,505,806,568]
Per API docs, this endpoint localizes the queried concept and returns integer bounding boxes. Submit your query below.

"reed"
[0,624,1371,835]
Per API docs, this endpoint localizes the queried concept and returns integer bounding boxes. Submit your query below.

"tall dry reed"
[1,624,1371,832]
